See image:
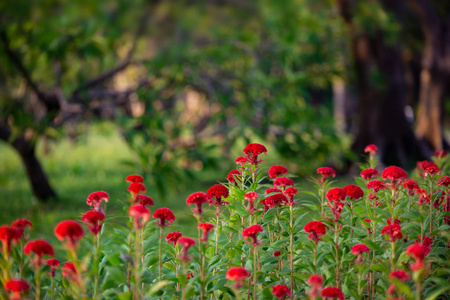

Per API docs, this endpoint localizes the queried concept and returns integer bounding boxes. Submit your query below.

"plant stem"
[34,266,41,300]
[289,205,294,300]
[390,242,395,272]
[415,278,422,300]
[350,201,354,239]
[320,185,325,219]
[93,235,100,299]
[334,222,340,288]
[215,210,220,256]
[253,246,257,300]
[159,226,163,282]
[133,229,141,300]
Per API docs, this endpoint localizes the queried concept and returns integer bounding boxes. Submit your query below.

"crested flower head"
[260,193,287,212]
[274,177,294,189]
[227,170,241,186]
[266,188,283,194]
[11,219,33,231]
[226,267,250,289]
[242,224,263,245]
[153,208,175,227]
[126,174,144,183]
[271,284,291,300]
[24,239,54,267]
[198,223,214,242]
[307,274,323,299]
[435,150,447,158]
[403,179,419,196]
[47,258,60,277]
[186,192,211,217]
[343,184,364,200]
[367,180,387,193]
[243,143,267,166]
[137,195,154,206]
[82,210,105,236]
[304,221,327,243]
[406,243,430,271]
[389,270,410,281]
[54,220,84,250]
[62,262,78,283]
[235,156,247,166]
[326,188,346,202]
[207,184,229,206]
[381,219,403,242]
[284,187,298,205]
[127,182,146,197]
[351,243,370,255]
[166,232,182,245]
[4,279,30,300]
[244,192,259,215]
[437,176,450,188]
[417,161,438,177]
[0,226,23,254]
[416,189,430,205]
[424,166,440,177]
[86,191,109,211]
[179,237,196,263]
[382,166,408,183]
[268,165,289,179]
[322,286,344,300]
[415,235,433,247]
[317,167,336,184]
[128,204,151,229]
[360,168,379,180]
[364,144,377,155]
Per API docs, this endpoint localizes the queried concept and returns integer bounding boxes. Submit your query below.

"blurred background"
[0,0,449,235]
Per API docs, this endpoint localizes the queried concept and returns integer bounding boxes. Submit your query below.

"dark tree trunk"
[338,0,428,167]
[0,124,56,201]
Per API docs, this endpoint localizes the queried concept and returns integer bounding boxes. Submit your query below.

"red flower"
[266,188,283,194]
[317,167,336,184]
[424,166,440,177]
[47,258,60,277]
[381,219,403,242]
[271,250,281,257]
[415,235,433,246]
[82,210,105,236]
[362,218,372,234]
[243,143,267,166]
[24,239,54,267]
[382,166,408,182]
[389,270,410,281]
[416,189,430,205]
[351,243,370,255]
[227,170,241,185]
[198,223,214,242]
[137,195,154,206]
[406,243,430,271]
[435,150,447,158]
[367,180,387,193]
[153,208,175,227]
[417,161,437,177]
[260,193,287,212]
[54,220,84,250]
[321,286,344,300]
[307,274,323,299]
[274,177,294,189]
[284,187,298,205]
[242,224,263,245]
[244,192,259,215]
[369,194,383,207]
[343,184,364,200]
[268,165,289,179]
[86,191,109,211]
[0,226,23,254]
[166,232,182,245]
[437,176,450,187]
[226,267,250,289]
[360,168,379,180]
[364,144,377,155]
[403,180,419,196]
[179,237,196,263]
[129,205,151,229]
[304,221,327,243]
[10,219,33,231]
[126,174,144,183]
[186,272,194,279]
[207,184,230,206]
[271,284,291,299]
[186,192,211,217]
[326,188,346,202]
[235,156,247,166]
[4,279,30,299]
[127,182,147,196]
[62,262,78,283]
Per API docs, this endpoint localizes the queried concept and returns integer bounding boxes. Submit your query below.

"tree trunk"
[0,124,56,201]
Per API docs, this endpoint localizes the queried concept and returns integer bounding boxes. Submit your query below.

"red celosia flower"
[82,210,105,236]
[129,205,151,229]
[153,208,175,227]
[321,286,344,300]
[4,279,30,300]
[271,284,291,299]
[54,220,84,250]
[362,218,372,234]
[415,235,433,247]
[235,156,247,166]
[307,274,323,299]
[244,192,259,215]
[403,179,419,196]
[127,182,146,197]
[271,250,281,257]
[382,166,408,183]
[381,219,403,242]
[266,188,283,194]
[62,262,78,283]
[406,243,430,271]
[226,267,250,289]
[360,168,379,180]
[166,232,182,245]
[186,272,194,279]
[198,223,214,242]
[137,195,154,206]
[343,184,364,200]
[367,180,387,193]
[435,150,447,158]
[179,237,196,263]
[86,191,109,211]
[369,194,383,207]
[317,167,336,184]
[437,176,450,188]
[351,243,370,255]
[10,219,33,231]
[227,170,241,185]
[186,192,211,217]
[416,189,430,205]
[326,188,346,202]
[0,226,23,254]
[274,177,294,189]
[260,193,287,212]
[243,143,267,166]
[388,270,411,295]
[24,239,54,267]
[364,144,377,155]
[417,161,437,177]
[207,184,230,207]
[284,187,298,205]
[268,165,289,179]
[47,258,60,277]
[126,174,144,183]
[242,224,263,246]
[424,166,440,177]
[304,221,327,243]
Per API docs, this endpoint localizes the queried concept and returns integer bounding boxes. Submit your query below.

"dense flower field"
[1,144,450,300]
